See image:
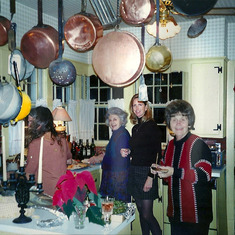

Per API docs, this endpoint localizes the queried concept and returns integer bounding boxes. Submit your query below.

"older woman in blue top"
[89,107,131,202]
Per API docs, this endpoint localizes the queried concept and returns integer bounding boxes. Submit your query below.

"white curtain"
[78,99,95,142]
[108,98,125,110]
[8,121,23,156]
[53,99,62,110]
[68,100,79,141]
[36,98,47,107]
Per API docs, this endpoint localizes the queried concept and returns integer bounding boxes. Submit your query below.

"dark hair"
[27,106,60,145]
[129,94,152,124]
[165,100,195,130]
[105,107,128,126]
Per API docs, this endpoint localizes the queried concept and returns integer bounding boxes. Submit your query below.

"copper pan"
[20,0,59,69]
[92,31,145,87]
[64,0,103,52]
[0,16,11,46]
[120,0,155,26]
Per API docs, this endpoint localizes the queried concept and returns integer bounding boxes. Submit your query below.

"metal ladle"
[49,0,76,86]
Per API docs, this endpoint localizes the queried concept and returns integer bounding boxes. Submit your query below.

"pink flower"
[53,170,97,209]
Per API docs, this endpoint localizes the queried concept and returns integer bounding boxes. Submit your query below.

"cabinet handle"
[213,124,221,131]
[214,66,223,73]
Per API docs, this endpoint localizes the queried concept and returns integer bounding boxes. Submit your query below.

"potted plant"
[52,170,105,226]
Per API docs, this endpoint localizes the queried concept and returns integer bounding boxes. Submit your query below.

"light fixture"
[147,9,181,40]
[52,106,72,132]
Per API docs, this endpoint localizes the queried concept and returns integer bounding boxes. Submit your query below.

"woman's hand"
[89,152,105,164]
[150,164,174,178]
[157,166,174,178]
[143,176,153,192]
[120,148,130,158]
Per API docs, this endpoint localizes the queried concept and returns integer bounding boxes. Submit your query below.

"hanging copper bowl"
[92,31,145,87]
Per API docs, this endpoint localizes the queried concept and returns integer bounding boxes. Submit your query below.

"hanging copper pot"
[92,30,145,87]
[120,0,155,25]
[20,0,59,69]
[145,0,172,72]
[0,16,11,46]
[146,44,172,72]
[64,0,103,52]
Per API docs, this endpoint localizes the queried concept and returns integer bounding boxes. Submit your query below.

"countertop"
[211,165,226,178]
[0,211,135,235]
[0,163,135,234]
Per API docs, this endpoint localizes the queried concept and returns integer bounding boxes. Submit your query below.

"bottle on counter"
[90,137,96,157]
[71,137,77,160]
[86,139,91,158]
[78,139,84,160]
[82,140,87,159]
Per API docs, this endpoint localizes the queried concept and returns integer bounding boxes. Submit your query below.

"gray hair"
[105,107,128,126]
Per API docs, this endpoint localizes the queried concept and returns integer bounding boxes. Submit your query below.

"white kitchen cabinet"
[188,58,227,138]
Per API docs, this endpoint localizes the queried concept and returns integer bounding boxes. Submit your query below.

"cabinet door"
[190,61,226,138]
[91,169,101,190]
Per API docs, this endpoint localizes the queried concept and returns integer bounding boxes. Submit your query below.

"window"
[53,79,76,105]
[24,69,38,106]
[89,75,111,141]
[89,75,123,141]
[145,72,183,143]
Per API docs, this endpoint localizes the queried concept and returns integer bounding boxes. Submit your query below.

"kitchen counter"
[0,163,135,234]
[211,165,226,178]
[0,210,135,235]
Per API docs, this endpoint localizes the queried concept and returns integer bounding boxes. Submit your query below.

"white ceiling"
[15,0,235,27]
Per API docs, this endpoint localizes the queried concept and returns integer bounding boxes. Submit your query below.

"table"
[0,208,135,234]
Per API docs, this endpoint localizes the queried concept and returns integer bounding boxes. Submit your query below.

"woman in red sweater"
[151,100,212,235]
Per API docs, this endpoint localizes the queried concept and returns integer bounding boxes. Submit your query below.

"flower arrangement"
[53,170,105,226]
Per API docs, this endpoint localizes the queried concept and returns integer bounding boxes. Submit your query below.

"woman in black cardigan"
[124,94,162,235]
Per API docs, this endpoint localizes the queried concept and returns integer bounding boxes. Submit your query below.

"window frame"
[144,72,184,144]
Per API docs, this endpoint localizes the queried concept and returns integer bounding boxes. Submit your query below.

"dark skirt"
[99,169,131,202]
[128,165,159,200]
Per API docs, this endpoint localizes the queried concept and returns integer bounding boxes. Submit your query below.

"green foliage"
[86,206,105,226]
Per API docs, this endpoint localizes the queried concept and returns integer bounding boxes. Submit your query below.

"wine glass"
[101,196,114,227]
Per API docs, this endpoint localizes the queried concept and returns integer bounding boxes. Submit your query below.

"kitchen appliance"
[209,143,225,169]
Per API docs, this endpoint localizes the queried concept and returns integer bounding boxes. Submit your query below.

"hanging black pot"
[172,0,218,16]
[49,0,76,86]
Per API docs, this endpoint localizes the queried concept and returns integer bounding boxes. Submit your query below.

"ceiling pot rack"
[89,0,119,30]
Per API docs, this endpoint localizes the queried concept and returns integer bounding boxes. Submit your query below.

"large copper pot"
[92,31,145,87]
[20,0,59,69]
[0,16,11,46]
[120,0,155,25]
[64,0,103,52]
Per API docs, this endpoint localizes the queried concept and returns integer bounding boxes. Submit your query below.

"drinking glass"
[101,196,114,227]
[73,205,86,229]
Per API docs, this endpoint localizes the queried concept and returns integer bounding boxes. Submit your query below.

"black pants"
[171,221,210,235]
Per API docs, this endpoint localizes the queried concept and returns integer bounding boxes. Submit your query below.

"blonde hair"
[129,94,153,124]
